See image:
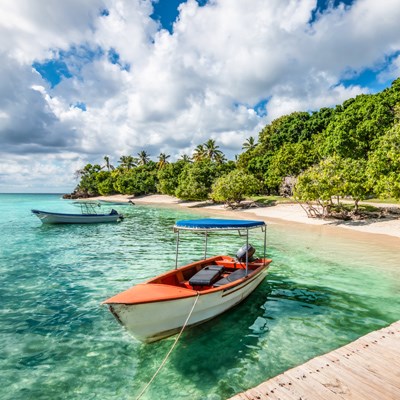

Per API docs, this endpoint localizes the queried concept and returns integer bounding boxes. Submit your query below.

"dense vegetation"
[73,78,400,217]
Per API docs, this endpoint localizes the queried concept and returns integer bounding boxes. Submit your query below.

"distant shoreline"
[83,194,400,240]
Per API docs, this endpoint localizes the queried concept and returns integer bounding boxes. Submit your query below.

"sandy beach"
[88,194,400,240]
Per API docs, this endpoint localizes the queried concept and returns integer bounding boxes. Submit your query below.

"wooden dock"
[229,321,400,400]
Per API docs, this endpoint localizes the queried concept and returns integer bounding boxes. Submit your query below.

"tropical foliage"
[175,159,235,201]
[210,170,260,204]
[73,78,400,216]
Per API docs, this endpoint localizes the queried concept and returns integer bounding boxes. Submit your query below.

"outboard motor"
[236,244,256,262]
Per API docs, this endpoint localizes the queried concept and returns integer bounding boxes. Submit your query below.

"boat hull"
[107,266,268,343]
[31,209,121,224]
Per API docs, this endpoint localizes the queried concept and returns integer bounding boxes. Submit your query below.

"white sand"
[240,203,400,239]
[91,194,400,239]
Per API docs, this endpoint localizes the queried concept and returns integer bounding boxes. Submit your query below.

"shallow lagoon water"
[0,194,399,399]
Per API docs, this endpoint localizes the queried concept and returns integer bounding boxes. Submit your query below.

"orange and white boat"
[104,219,272,343]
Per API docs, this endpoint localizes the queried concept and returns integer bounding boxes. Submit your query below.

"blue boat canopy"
[174,218,265,231]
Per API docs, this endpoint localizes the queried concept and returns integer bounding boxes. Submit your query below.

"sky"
[1,0,400,193]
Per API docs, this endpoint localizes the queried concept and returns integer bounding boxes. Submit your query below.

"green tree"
[294,156,344,217]
[367,121,400,199]
[118,155,137,170]
[320,93,395,159]
[157,160,186,196]
[213,151,227,164]
[192,144,206,161]
[193,140,225,163]
[114,163,157,195]
[204,139,225,162]
[157,153,171,169]
[102,155,114,171]
[340,158,370,211]
[137,150,150,165]
[210,170,260,204]
[96,171,115,195]
[175,159,233,200]
[242,136,257,151]
[258,112,312,152]
[307,107,336,136]
[294,156,370,216]
[179,154,192,162]
[176,160,214,200]
[264,141,317,191]
[74,163,102,195]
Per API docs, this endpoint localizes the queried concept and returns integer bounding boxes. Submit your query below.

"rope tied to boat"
[135,292,200,400]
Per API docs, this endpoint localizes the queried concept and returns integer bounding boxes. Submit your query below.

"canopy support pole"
[263,225,267,266]
[245,229,249,275]
[175,230,180,269]
[204,232,208,259]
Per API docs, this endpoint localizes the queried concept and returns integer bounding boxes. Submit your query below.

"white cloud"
[0,0,106,63]
[0,153,85,192]
[1,0,400,191]
[378,54,400,83]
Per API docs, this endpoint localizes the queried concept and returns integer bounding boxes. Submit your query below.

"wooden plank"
[228,321,400,400]
[299,363,370,400]
[357,337,400,357]
[319,354,400,399]
[334,340,400,365]
[283,367,347,400]
[336,348,400,386]
[332,342,400,383]
[274,372,330,400]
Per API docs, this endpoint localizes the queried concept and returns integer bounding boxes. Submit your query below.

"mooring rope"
[135,292,200,400]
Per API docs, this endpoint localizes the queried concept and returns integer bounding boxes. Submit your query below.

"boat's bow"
[103,283,200,343]
[103,283,197,305]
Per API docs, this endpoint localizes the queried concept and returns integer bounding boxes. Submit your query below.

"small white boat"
[32,203,123,224]
[104,219,272,343]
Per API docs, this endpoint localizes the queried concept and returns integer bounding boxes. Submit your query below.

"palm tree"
[192,144,206,162]
[119,155,137,170]
[242,136,257,151]
[102,155,114,171]
[204,139,225,162]
[157,152,170,169]
[179,154,192,163]
[137,150,150,165]
[214,152,227,164]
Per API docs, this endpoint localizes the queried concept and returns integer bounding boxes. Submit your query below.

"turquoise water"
[1,194,399,400]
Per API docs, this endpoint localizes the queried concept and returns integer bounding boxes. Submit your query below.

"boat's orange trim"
[103,257,272,305]
[103,283,197,305]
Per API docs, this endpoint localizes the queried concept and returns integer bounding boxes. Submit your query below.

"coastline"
[87,194,400,240]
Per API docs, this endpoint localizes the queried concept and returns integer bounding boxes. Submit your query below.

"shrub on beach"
[294,156,372,218]
[210,170,260,205]
[175,160,235,201]
[157,160,188,196]
[113,163,157,195]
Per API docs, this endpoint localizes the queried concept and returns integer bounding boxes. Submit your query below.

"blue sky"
[151,0,207,33]
[0,0,400,192]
